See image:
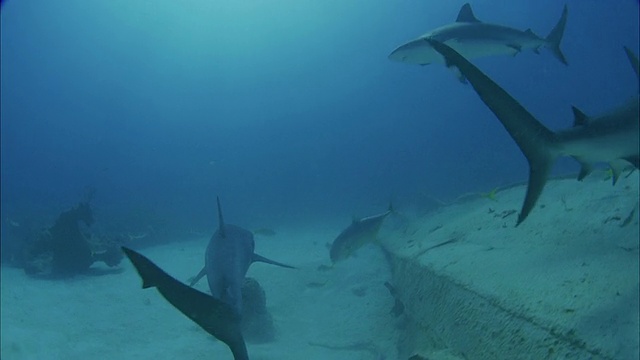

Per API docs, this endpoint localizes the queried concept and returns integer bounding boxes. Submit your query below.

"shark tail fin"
[122,247,162,289]
[517,157,554,226]
[427,38,559,225]
[545,4,568,65]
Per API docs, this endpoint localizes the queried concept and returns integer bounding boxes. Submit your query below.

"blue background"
[1,0,638,242]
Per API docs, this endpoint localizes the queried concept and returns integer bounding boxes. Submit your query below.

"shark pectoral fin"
[576,161,593,181]
[524,28,540,38]
[610,159,633,185]
[445,64,468,84]
[188,267,207,287]
[517,160,553,226]
[429,37,461,80]
[506,44,522,55]
[625,155,640,168]
[573,155,593,181]
[623,46,639,78]
[571,106,589,126]
[252,253,296,269]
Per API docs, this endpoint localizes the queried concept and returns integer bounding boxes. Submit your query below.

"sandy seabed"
[2,171,639,360]
[1,223,398,360]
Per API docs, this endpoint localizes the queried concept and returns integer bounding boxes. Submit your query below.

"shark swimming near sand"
[330,205,393,263]
[427,39,639,225]
[122,247,249,360]
[389,3,568,72]
[189,197,294,315]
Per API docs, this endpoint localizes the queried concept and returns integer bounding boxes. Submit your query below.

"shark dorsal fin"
[456,3,480,23]
[571,106,589,127]
[216,196,226,238]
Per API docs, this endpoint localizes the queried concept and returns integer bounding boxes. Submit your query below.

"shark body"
[329,206,392,263]
[428,39,639,225]
[122,247,249,360]
[189,197,294,315]
[389,3,568,67]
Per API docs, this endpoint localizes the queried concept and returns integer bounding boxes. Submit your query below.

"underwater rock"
[241,277,276,343]
[22,201,122,278]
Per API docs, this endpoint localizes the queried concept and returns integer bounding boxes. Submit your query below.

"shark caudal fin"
[122,247,163,289]
[122,247,249,360]
[427,39,559,225]
[545,5,568,65]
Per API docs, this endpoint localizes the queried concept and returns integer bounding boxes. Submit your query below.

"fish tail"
[545,4,568,65]
[122,247,162,289]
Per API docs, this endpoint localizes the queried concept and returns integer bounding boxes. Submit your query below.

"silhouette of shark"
[390,3,568,69]
[189,197,294,315]
[122,247,249,360]
[330,205,393,263]
[428,39,639,225]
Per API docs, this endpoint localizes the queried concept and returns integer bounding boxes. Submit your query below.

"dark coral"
[22,201,122,278]
[241,277,276,343]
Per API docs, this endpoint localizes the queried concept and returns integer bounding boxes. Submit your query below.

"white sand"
[382,170,639,359]
[2,171,638,360]
[1,225,398,360]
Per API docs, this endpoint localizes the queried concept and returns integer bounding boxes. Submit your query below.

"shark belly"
[389,23,545,65]
[561,131,638,163]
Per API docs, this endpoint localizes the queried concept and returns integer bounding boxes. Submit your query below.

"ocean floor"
[382,170,640,360]
[1,223,399,360]
[1,171,639,360]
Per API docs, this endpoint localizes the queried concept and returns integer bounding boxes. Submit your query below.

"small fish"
[127,232,148,241]
[252,228,276,237]
[329,205,392,263]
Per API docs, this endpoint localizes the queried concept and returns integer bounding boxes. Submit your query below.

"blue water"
[1,0,638,247]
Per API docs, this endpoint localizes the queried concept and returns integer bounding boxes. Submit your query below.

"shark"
[427,39,639,225]
[330,205,393,263]
[389,3,568,69]
[189,197,294,315]
[122,247,249,360]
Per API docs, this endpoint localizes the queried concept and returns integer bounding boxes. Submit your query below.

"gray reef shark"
[122,247,249,360]
[389,3,568,70]
[330,205,393,263]
[427,39,639,225]
[189,197,294,315]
